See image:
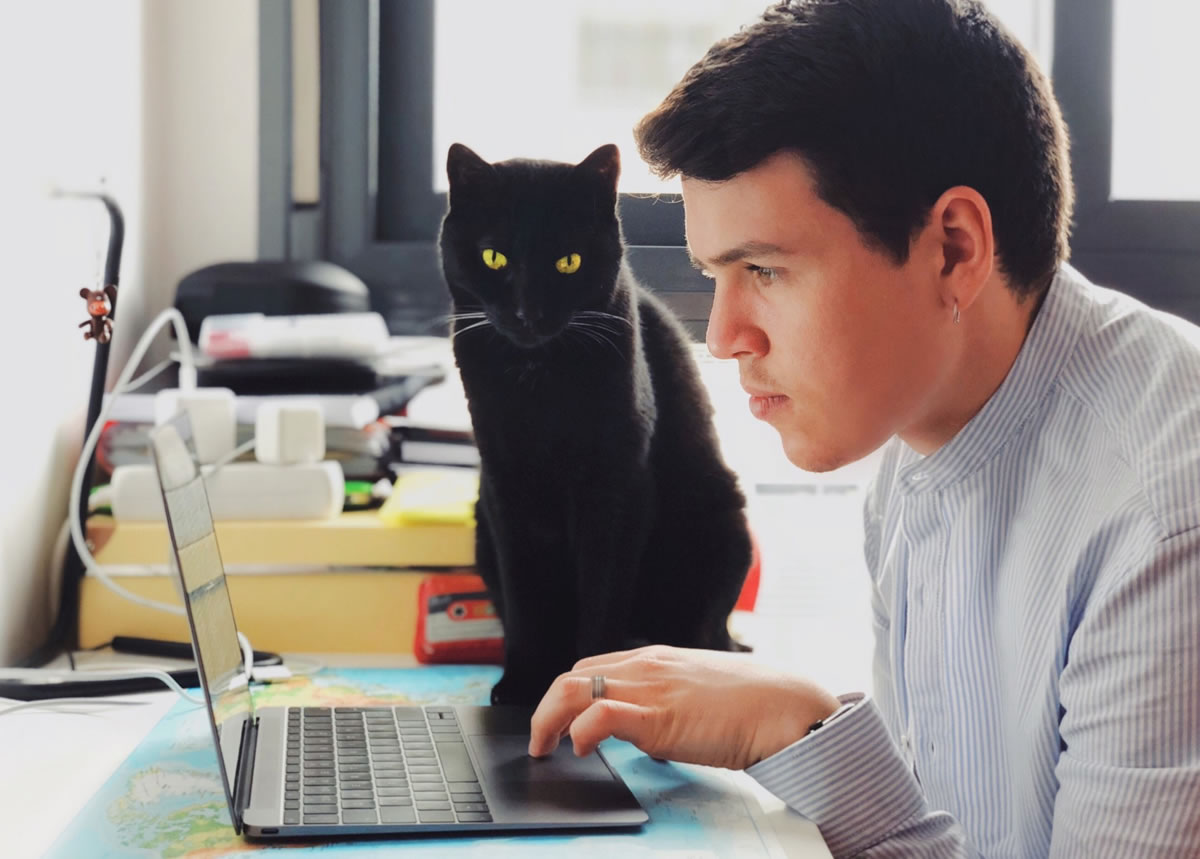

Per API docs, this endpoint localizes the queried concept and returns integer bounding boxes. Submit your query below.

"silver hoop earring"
[953,302,961,324]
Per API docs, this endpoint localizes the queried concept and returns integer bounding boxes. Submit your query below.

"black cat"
[438,143,752,706]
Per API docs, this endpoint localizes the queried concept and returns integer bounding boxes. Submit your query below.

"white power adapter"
[254,400,326,464]
[154,387,236,464]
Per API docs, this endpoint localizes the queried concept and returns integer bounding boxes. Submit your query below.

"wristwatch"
[806,701,856,735]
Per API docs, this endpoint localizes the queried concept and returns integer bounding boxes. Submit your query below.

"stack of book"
[82,510,476,653]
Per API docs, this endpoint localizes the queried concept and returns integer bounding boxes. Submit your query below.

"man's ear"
[446,143,494,196]
[928,186,995,316]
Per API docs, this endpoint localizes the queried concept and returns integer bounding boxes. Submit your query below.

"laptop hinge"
[231,715,259,835]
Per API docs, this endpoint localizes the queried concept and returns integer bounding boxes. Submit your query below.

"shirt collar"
[896,263,1092,494]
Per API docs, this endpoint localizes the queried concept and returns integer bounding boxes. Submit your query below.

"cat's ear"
[575,144,621,194]
[446,143,494,194]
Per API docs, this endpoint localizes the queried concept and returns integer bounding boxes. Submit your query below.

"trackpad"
[470,735,615,782]
[470,735,639,822]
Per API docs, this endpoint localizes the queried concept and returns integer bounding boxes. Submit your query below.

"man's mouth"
[744,387,789,420]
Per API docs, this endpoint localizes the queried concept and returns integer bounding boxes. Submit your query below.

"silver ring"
[591,674,606,701]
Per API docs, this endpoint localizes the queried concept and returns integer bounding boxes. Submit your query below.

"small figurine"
[80,284,117,343]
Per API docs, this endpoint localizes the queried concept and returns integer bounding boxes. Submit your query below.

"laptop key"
[342,809,378,824]
[380,805,417,823]
[416,801,451,811]
[341,788,374,799]
[448,782,482,794]
[341,799,376,810]
[284,811,300,825]
[457,812,493,822]
[435,742,479,782]
[406,765,441,775]
[412,790,448,801]
[284,800,299,811]
[454,801,489,813]
[378,796,414,806]
[417,810,455,823]
[410,773,444,783]
[303,813,339,825]
[303,804,337,814]
[303,786,336,796]
[376,778,409,787]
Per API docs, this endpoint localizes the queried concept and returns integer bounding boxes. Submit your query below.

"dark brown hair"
[635,0,1073,296]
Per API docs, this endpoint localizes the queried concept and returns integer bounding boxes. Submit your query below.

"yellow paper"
[379,470,479,526]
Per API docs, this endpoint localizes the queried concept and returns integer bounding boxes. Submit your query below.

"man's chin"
[779,433,856,474]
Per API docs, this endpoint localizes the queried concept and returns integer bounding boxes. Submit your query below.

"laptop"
[148,414,648,839]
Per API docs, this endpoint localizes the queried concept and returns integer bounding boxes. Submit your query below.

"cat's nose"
[515,306,541,324]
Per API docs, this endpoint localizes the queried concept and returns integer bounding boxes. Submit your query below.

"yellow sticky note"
[379,471,479,527]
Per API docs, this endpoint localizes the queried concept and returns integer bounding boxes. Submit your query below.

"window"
[278,0,1197,334]
[431,1,774,196]
[1055,0,1200,322]
[1111,0,1200,201]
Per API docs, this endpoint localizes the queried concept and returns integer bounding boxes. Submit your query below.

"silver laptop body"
[148,414,648,839]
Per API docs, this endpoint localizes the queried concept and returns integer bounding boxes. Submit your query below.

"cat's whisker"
[442,311,488,323]
[575,311,633,328]
[567,321,624,360]
[450,319,495,340]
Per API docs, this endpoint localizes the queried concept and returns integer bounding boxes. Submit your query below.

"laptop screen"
[148,415,254,829]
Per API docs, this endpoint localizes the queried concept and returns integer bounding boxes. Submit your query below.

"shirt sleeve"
[746,695,974,858]
[748,527,1200,858]
[1049,527,1200,855]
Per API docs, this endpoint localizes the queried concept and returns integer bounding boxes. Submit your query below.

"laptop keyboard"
[284,705,492,827]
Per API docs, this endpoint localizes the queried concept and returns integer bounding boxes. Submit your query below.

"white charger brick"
[255,400,326,464]
[154,387,236,465]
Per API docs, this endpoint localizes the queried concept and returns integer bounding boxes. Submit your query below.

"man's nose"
[706,278,760,360]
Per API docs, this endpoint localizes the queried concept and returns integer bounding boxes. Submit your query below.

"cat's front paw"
[490,671,551,707]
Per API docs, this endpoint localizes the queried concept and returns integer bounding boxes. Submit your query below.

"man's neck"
[901,279,1045,455]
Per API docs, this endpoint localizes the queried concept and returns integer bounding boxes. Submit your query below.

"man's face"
[683,151,953,472]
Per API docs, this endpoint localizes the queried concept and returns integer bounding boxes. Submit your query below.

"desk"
[1,655,831,858]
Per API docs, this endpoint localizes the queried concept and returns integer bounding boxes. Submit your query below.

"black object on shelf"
[174,260,371,343]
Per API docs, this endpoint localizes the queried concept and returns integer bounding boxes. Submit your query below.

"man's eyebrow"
[688,241,788,270]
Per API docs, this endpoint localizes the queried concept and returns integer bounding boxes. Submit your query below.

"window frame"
[1053,0,1200,320]
[260,0,1200,333]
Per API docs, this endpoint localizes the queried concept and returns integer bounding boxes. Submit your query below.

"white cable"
[69,307,195,617]
[202,437,257,476]
[0,667,206,705]
[65,309,268,681]
[0,698,152,717]
[123,357,175,392]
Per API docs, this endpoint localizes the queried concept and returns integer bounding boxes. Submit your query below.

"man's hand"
[527,644,841,770]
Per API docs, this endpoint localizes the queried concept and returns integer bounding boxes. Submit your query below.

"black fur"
[438,143,752,706]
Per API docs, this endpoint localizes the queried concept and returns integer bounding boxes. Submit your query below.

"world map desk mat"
[48,666,823,858]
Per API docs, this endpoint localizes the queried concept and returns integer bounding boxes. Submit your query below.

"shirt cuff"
[745,694,928,857]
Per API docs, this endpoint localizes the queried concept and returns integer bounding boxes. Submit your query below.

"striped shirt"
[747,263,1200,857]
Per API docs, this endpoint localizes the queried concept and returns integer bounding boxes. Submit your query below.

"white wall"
[0,0,258,664]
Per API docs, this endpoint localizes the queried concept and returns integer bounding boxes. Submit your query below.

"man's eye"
[747,264,778,282]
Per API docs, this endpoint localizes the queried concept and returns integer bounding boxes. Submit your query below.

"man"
[527,0,1200,855]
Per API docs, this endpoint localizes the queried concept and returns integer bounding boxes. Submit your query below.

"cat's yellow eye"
[482,249,507,270]
[556,253,582,274]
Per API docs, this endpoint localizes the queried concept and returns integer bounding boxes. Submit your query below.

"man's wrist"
[806,700,855,735]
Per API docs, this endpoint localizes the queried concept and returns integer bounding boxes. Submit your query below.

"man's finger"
[529,673,650,756]
[528,673,596,757]
[568,698,658,758]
